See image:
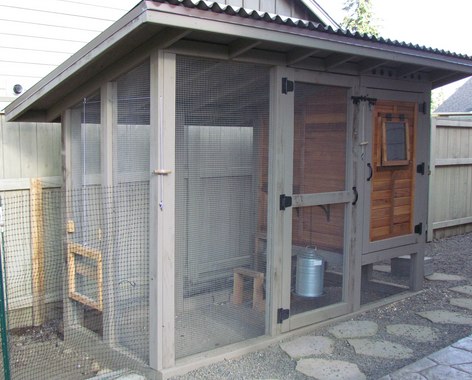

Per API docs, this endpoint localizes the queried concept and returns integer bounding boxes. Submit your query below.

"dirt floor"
[3,232,472,379]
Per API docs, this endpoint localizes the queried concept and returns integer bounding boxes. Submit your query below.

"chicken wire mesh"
[174,56,270,358]
[0,186,156,380]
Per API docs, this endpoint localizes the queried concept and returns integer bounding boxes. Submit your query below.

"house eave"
[6,0,472,122]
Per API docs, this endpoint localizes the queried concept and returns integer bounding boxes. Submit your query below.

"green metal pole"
[0,196,11,380]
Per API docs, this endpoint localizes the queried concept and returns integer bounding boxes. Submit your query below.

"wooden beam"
[31,178,45,326]
[229,39,261,59]
[155,27,191,49]
[324,53,355,70]
[358,58,387,74]
[432,72,469,88]
[286,47,318,65]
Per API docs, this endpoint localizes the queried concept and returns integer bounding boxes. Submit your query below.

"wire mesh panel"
[175,56,270,358]
[111,60,150,363]
[290,83,348,316]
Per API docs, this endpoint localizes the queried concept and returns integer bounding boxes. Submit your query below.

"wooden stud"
[31,178,45,326]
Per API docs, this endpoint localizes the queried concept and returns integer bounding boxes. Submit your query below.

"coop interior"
[64,55,413,363]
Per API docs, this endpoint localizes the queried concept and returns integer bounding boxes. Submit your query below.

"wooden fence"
[428,116,472,240]
[0,114,62,327]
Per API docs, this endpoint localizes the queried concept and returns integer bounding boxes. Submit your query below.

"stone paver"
[451,298,472,311]
[382,334,472,380]
[296,358,366,380]
[417,310,472,325]
[425,273,464,281]
[453,336,472,351]
[428,346,472,366]
[280,336,334,359]
[386,324,438,342]
[421,365,472,379]
[450,285,472,296]
[348,339,413,359]
[328,320,378,339]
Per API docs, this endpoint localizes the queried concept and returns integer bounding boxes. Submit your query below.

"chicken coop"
[5,0,472,378]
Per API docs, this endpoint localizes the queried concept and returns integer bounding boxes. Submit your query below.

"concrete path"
[379,335,472,380]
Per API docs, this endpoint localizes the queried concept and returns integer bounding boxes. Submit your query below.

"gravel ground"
[172,232,472,380]
[5,232,472,379]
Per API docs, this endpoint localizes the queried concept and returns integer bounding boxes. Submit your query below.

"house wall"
[0,0,137,110]
[429,116,472,239]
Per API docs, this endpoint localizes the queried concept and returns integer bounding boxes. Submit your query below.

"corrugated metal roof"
[152,0,472,61]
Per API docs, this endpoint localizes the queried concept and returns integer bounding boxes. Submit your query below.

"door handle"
[367,163,373,181]
[352,187,358,205]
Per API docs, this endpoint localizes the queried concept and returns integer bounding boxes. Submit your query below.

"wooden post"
[31,178,45,326]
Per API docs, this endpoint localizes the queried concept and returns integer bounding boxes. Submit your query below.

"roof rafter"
[287,47,319,65]
[358,58,387,74]
[229,39,261,59]
[324,53,355,70]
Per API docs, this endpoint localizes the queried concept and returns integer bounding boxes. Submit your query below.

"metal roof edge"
[298,0,340,30]
[4,2,148,122]
[146,2,472,74]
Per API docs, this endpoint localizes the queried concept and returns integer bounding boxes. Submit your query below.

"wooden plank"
[292,191,351,207]
[433,216,472,229]
[435,158,472,166]
[0,176,62,191]
[31,178,45,326]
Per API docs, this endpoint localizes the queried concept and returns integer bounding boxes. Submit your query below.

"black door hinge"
[282,78,294,94]
[417,162,425,175]
[280,194,292,210]
[351,95,377,107]
[277,308,290,324]
[419,101,427,115]
[414,222,423,235]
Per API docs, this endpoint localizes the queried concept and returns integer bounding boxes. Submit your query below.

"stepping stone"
[450,285,472,296]
[280,336,334,359]
[425,273,464,281]
[417,310,472,325]
[296,358,366,380]
[386,324,437,342]
[348,339,413,359]
[328,321,378,339]
[450,298,472,311]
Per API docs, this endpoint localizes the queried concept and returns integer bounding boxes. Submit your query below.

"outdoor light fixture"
[13,84,23,95]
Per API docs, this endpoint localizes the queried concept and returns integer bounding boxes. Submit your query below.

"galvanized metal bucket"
[295,247,324,297]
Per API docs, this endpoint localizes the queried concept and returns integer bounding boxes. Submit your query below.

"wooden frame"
[67,242,103,311]
[381,120,410,166]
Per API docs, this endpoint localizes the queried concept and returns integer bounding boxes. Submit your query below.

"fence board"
[429,116,472,240]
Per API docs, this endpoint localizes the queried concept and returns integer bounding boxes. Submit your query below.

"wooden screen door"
[280,77,354,332]
[362,90,427,254]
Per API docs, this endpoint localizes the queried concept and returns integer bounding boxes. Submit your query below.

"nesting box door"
[362,92,428,253]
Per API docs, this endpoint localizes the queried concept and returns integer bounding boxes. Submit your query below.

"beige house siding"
[0,0,137,110]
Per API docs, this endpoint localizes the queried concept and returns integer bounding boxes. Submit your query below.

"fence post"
[31,179,46,326]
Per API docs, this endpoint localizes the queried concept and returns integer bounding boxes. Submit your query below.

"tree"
[341,0,379,37]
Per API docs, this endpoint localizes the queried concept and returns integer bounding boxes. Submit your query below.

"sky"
[316,0,472,96]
